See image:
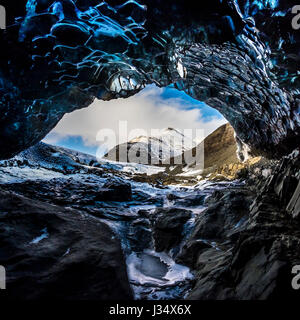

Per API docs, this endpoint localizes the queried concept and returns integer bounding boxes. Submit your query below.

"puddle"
[127,250,194,300]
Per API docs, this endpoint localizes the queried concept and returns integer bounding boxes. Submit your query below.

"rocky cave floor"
[0,143,299,300]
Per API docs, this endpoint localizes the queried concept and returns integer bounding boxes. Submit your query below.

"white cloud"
[44,86,227,154]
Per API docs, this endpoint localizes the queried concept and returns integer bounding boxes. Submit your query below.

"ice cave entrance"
[43,85,226,162]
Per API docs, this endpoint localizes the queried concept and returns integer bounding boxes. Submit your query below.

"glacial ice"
[0,0,299,159]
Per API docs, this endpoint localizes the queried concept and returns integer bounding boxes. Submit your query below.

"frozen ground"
[0,142,241,300]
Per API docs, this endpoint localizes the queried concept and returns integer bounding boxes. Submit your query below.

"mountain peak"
[104,127,195,164]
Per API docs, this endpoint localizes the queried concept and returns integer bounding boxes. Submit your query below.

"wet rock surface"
[0,143,200,300]
[96,180,132,202]
[190,189,253,241]
[150,208,192,252]
[0,190,133,300]
[167,193,206,207]
[179,151,300,300]
[1,142,300,300]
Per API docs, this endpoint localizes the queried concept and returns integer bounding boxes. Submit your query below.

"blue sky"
[47,135,100,155]
[160,85,223,118]
[44,85,226,156]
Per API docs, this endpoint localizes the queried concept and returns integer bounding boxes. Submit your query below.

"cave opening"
[0,0,299,160]
[43,84,227,162]
[0,0,300,303]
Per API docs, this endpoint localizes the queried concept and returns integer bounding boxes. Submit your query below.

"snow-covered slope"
[104,128,196,165]
[0,142,165,180]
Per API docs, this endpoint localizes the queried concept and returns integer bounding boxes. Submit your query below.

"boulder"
[96,180,132,202]
[0,190,133,300]
[128,218,153,252]
[167,193,206,207]
[150,208,192,252]
[189,189,253,241]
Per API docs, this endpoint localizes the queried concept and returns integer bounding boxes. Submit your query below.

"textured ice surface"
[127,250,194,300]
[0,1,299,159]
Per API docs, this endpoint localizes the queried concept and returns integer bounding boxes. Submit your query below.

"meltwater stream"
[101,179,241,300]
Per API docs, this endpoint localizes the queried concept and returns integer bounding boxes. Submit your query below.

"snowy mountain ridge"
[104,127,196,164]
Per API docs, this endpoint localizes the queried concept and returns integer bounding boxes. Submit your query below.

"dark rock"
[138,209,151,219]
[167,193,206,207]
[176,240,211,268]
[0,190,133,300]
[187,248,233,300]
[128,219,152,252]
[227,234,300,300]
[181,153,300,300]
[190,189,253,241]
[287,181,300,219]
[96,180,132,202]
[132,190,164,206]
[150,208,192,252]
[2,176,133,207]
[203,189,224,205]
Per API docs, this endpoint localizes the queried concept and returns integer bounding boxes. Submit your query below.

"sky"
[43,85,227,157]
